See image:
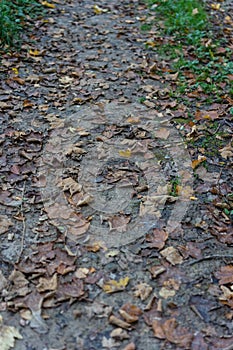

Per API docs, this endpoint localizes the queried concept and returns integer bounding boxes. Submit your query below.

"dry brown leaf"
[154,128,170,140]
[36,274,58,292]
[109,315,131,330]
[75,268,90,279]
[108,215,131,232]
[121,343,136,350]
[67,219,90,237]
[0,315,23,350]
[159,278,180,299]
[160,246,183,265]
[133,282,153,301]
[219,285,233,309]
[149,265,166,279]
[152,318,193,347]
[0,270,7,292]
[215,265,233,285]
[146,228,168,250]
[8,270,30,297]
[219,142,233,159]
[46,203,73,220]
[110,328,130,340]
[0,215,13,235]
[119,306,140,323]
[58,177,82,195]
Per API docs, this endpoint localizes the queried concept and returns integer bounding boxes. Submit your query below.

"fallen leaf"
[109,315,131,329]
[152,318,193,347]
[110,328,130,340]
[192,8,199,15]
[75,268,90,279]
[0,315,23,350]
[108,215,131,232]
[93,4,108,14]
[41,1,55,8]
[119,149,131,157]
[191,155,207,169]
[58,177,82,195]
[119,303,142,323]
[46,203,73,220]
[0,271,7,292]
[36,274,57,292]
[121,343,136,350]
[133,282,153,301]
[146,228,168,250]
[215,265,233,284]
[160,246,183,265]
[102,336,120,349]
[159,278,180,299]
[0,215,13,234]
[211,3,221,10]
[219,142,233,159]
[59,76,74,84]
[149,265,166,279]
[29,49,43,56]
[103,276,130,293]
[8,270,30,297]
[154,128,170,140]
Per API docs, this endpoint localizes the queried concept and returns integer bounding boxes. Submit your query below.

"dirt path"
[0,1,233,349]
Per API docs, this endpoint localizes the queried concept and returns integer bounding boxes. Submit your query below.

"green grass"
[168,176,181,196]
[0,0,43,48]
[151,0,208,41]
[144,0,233,98]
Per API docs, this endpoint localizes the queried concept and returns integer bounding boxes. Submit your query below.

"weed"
[151,0,207,38]
[168,176,181,197]
[139,96,146,103]
[0,0,43,48]
[141,23,152,31]
[146,0,232,98]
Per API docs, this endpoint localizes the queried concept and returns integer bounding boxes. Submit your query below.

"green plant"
[0,0,43,48]
[139,96,146,103]
[150,0,207,38]
[168,176,181,196]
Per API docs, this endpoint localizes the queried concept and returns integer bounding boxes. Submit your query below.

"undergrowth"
[0,0,43,49]
[145,0,233,97]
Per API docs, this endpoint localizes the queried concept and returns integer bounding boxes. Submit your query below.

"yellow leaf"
[29,49,42,56]
[119,149,131,157]
[145,41,156,48]
[126,116,140,124]
[103,276,130,293]
[41,1,55,8]
[12,68,18,75]
[93,4,108,14]
[191,155,206,169]
[211,3,220,10]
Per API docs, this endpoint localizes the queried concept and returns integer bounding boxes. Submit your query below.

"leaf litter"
[0,0,232,349]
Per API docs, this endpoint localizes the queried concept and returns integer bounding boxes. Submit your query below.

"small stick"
[186,254,233,266]
[17,181,26,263]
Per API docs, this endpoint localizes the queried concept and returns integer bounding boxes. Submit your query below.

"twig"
[186,254,233,266]
[222,344,233,350]
[190,305,204,321]
[17,181,26,263]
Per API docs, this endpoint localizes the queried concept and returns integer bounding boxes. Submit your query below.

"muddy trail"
[0,0,233,349]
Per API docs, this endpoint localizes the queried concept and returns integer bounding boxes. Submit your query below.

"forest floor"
[0,0,233,349]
